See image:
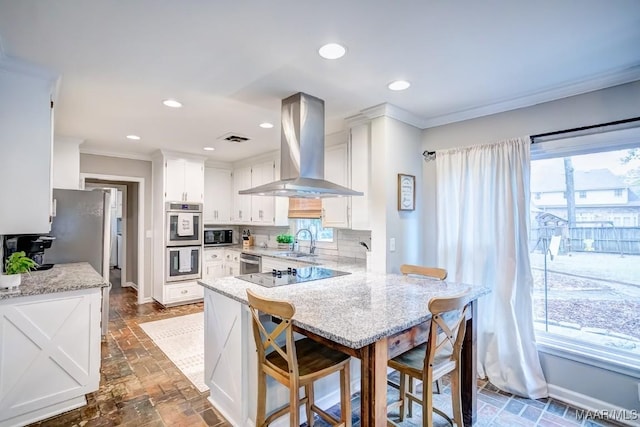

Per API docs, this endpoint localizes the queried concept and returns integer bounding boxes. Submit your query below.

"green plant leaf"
[4,251,38,275]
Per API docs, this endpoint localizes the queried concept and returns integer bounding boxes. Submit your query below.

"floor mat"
[139,312,208,392]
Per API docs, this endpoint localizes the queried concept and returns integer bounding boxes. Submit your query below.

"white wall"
[53,137,81,189]
[80,154,153,302]
[420,80,640,412]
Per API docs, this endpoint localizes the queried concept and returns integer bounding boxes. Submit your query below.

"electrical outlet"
[389,237,396,252]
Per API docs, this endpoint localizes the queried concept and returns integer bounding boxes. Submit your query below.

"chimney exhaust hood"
[239,92,363,198]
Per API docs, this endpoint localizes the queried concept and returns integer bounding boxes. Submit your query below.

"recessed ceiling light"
[162,99,183,108]
[203,147,215,151]
[126,135,141,140]
[388,80,411,91]
[259,122,274,129]
[318,43,346,60]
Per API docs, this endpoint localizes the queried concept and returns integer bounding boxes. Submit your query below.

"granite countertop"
[198,269,490,349]
[205,244,367,270]
[0,262,107,300]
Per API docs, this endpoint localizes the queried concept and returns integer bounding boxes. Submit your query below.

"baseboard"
[548,384,640,426]
[122,281,137,289]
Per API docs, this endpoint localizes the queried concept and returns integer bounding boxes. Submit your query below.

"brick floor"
[28,273,624,427]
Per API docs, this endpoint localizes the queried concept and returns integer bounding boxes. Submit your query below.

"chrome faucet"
[294,228,316,254]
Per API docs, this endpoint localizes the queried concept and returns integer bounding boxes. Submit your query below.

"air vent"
[218,132,250,143]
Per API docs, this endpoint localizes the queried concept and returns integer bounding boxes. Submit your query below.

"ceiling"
[1,1,639,163]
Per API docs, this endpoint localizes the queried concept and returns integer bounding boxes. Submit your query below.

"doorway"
[81,174,145,305]
[84,183,127,289]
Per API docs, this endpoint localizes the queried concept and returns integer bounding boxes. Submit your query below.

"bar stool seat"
[247,289,352,427]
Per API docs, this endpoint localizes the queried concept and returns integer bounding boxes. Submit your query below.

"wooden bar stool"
[400,264,448,280]
[387,290,471,427]
[247,289,352,427]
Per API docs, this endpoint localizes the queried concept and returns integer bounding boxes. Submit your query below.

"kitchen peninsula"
[0,263,107,427]
[199,263,490,427]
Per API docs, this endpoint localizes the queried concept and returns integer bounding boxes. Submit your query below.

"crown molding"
[204,159,233,169]
[358,103,427,128]
[422,64,640,128]
[0,53,59,83]
[80,147,153,162]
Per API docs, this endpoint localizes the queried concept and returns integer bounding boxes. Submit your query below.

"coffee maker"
[3,235,56,271]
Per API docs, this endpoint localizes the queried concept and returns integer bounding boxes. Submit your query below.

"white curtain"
[435,137,548,399]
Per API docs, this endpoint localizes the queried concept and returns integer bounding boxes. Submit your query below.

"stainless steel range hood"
[239,92,363,198]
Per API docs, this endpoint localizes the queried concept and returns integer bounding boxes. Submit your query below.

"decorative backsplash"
[206,223,371,259]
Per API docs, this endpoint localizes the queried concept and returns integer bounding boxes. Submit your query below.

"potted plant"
[276,234,294,250]
[0,251,38,290]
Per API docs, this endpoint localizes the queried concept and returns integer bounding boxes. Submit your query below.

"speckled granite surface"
[199,267,490,349]
[0,262,107,300]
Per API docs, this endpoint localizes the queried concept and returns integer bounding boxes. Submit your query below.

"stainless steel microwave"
[204,228,233,246]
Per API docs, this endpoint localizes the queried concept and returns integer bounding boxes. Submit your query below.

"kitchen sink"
[277,252,318,258]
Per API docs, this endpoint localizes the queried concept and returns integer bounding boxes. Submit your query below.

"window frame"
[292,218,338,250]
[530,120,640,373]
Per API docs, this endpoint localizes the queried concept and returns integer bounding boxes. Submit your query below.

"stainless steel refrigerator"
[46,188,112,337]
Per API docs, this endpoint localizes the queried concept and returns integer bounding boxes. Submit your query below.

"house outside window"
[530,123,640,368]
[293,218,334,243]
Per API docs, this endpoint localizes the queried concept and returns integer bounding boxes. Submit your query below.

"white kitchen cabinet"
[0,288,102,426]
[165,157,204,202]
[322,143,351,228]
[232,166,252,223]
[350,124,371,230]
[232,159,288,226]
[224,249,241,276]
[260,256,313,273]
[250,160,276,225]
[0,60,58,235]
[151,151,206,306]
[203,248,226,280]
[204,167,232,224]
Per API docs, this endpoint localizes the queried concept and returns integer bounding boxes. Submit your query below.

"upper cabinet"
[322,144,351,228]
[231,157,288,226]
[203,167,232,224]
[164,157,204,202]
[349,123,371,230]
[232,166,252,223]
[0,59,58,235]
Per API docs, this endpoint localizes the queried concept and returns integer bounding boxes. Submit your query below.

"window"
[614,189,623,197]
[578,191,587,198]
[535,192,541,200]
[530,123,640,362]
[294,219,334,243]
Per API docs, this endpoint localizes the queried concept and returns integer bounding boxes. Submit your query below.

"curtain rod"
[422,150,436,161]
[530,116,640,143]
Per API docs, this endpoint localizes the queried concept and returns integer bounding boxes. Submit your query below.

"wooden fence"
[530,227,640,255]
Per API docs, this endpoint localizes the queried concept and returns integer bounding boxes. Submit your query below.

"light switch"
[389,237,396,252]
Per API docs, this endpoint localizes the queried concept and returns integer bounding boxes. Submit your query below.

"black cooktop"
[236,267,350,288]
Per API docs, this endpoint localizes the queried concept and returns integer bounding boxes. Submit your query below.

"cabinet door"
[322,144,350,228]
[251,160,275,225]
[204,168,232,223]
[232,166,252,223]
[0,68,54,234]
[165,158,186,201]
[350,124,370,230]
[184,159,204,202]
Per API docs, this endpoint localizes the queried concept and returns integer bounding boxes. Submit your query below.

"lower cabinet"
[203,248,241,280]
[261,256,311,273]
[164,280,204,304]
[0,288,102,426]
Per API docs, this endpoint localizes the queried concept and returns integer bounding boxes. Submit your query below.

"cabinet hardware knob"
[181,290,188,294]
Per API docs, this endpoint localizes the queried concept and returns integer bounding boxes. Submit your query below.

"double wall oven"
[165,202,202,282]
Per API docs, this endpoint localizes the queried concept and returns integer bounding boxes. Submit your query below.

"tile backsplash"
[210,223,371,259]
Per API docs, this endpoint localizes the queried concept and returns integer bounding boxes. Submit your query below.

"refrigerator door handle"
[52,198,57,217]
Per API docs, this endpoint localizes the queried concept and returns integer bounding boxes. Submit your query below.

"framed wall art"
[398,173,415,211]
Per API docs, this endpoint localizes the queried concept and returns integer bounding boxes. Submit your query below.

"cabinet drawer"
[166,281,204,302]
[204,249,224,262]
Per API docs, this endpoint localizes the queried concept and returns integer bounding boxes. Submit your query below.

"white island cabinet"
[201,284,359,427]
[0,263,105,427]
